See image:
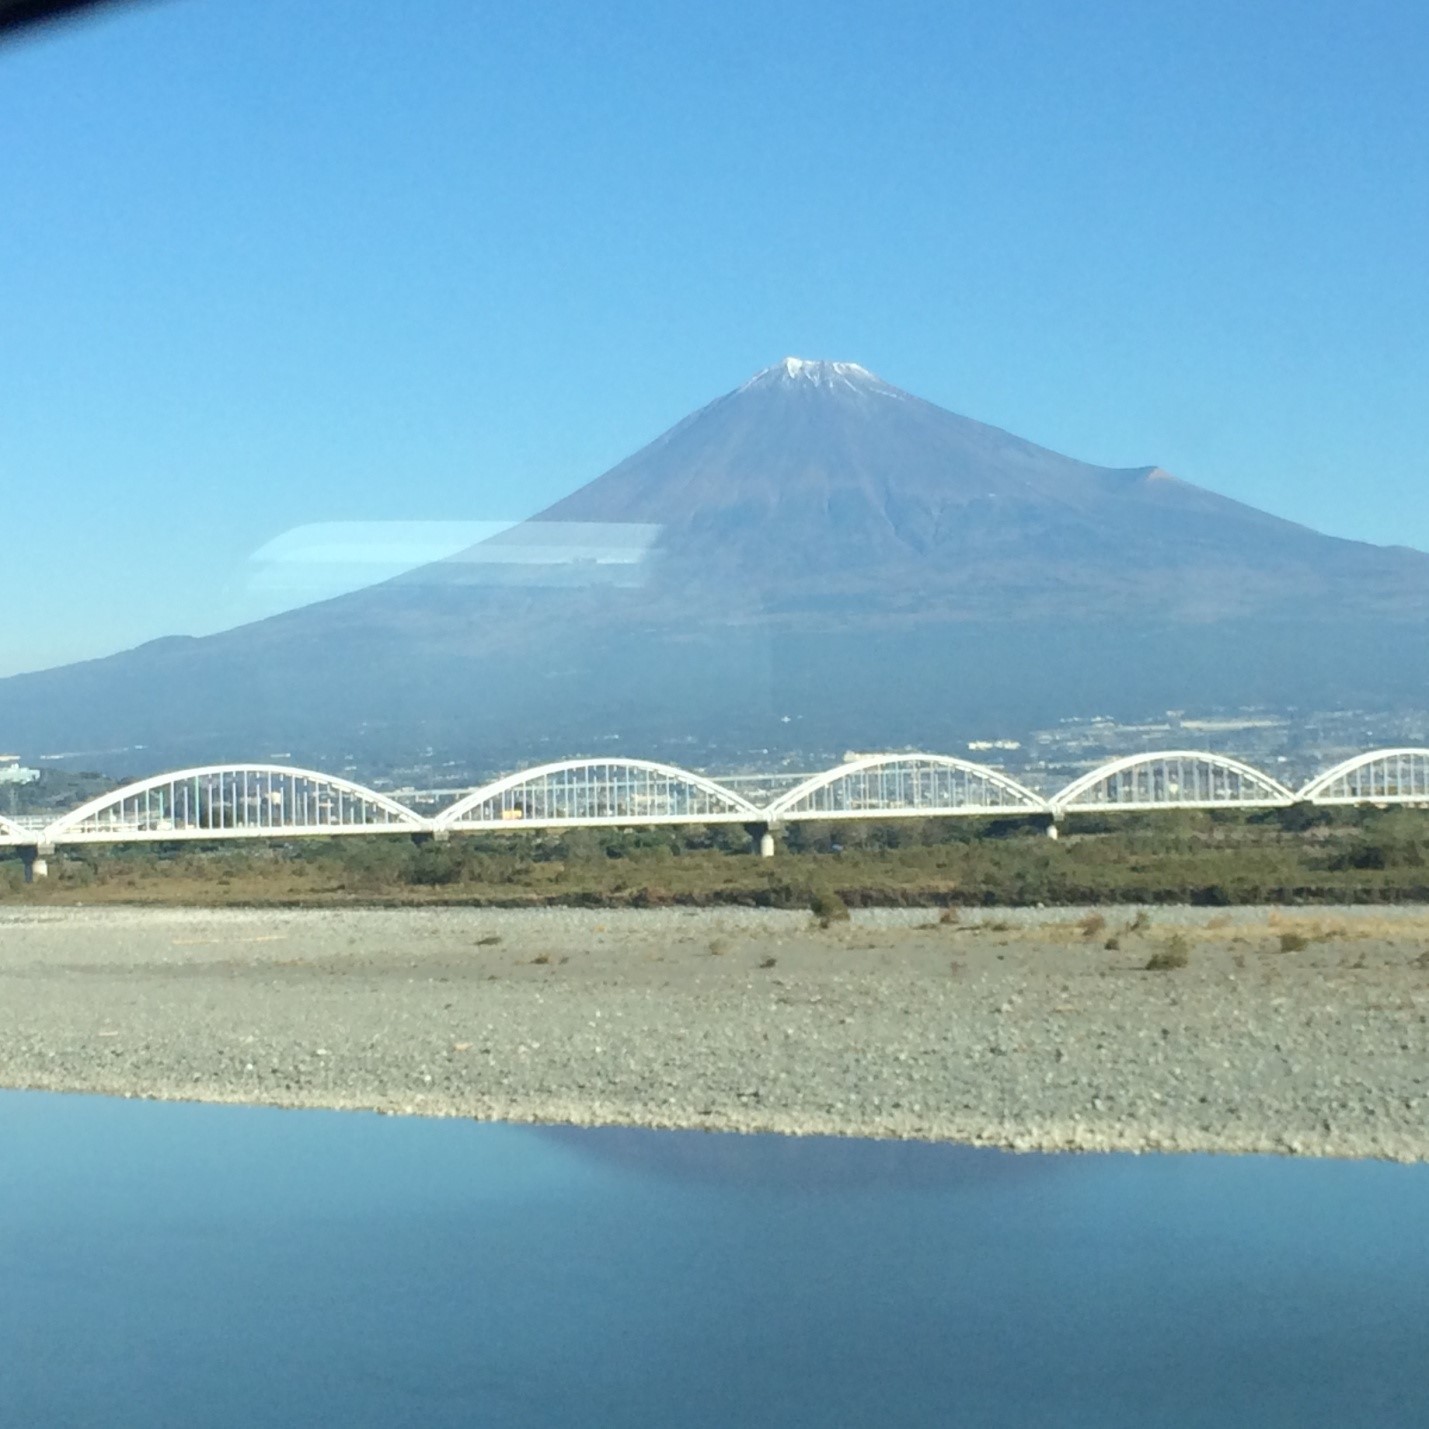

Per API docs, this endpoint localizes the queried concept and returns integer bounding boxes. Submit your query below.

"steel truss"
[43,764,426,844]
[436,758,759,829]
[1053,750,1295,814]
[1297,748,1429,805]
[768,753,1047,821]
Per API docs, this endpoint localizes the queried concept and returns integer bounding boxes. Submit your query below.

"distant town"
[362,703,1429,812]
[8,705,1426,819]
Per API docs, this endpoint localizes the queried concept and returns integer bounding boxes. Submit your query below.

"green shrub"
[1330,812,1427,871]
[59,858,96,887]
[1277,931,1309,953]
[809,888,850,926]
[406,843,465,886]
[1273,802,1332,834]
[1145,934,1189,971]
[759,879,813,910]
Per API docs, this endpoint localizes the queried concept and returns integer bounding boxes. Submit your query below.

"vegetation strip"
[8,806,1429,908]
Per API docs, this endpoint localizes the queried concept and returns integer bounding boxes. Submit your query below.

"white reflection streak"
[245,520,662,603]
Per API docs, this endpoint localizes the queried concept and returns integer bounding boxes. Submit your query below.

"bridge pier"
[745,822,776,857]
[20,844,53,882]
[1045,818,1059,840]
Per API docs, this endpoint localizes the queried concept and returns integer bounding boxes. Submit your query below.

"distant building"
[0,755,40,786]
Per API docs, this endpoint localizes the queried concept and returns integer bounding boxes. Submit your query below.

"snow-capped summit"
[741,357,886,393]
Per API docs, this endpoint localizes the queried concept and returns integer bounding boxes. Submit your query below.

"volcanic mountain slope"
[4,358,1429,770]
[437,356,1429,623]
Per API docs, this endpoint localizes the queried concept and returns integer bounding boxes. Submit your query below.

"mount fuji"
[4,358,1428,772]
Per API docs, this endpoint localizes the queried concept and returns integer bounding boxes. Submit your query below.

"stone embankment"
[1,905,1425,1159]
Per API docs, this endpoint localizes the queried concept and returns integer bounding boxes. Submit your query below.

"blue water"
[1,1092,1426,1427]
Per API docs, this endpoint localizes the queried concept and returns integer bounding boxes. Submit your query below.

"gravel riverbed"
[1,904,1426,1159]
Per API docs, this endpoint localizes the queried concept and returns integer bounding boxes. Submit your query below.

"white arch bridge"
[6,747,1429,878]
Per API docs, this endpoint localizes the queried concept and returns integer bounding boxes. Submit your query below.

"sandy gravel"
[1,904,1426,1159]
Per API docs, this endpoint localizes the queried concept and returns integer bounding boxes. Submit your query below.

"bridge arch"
[1298,748,1429,804]
[766,753,1048,822]
[43,765,426,842]
[1053,751,1294,814]
[434,758,759,830]
[0,812,26,844]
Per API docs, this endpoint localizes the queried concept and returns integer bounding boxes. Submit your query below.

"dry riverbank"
[1,905,1426,1159]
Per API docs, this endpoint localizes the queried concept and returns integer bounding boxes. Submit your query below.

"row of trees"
[7,803,1429,905]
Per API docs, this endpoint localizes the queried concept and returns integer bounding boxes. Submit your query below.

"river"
[2,1091,1425,1426]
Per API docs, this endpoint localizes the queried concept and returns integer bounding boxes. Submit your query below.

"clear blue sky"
[3,0,1427,675]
